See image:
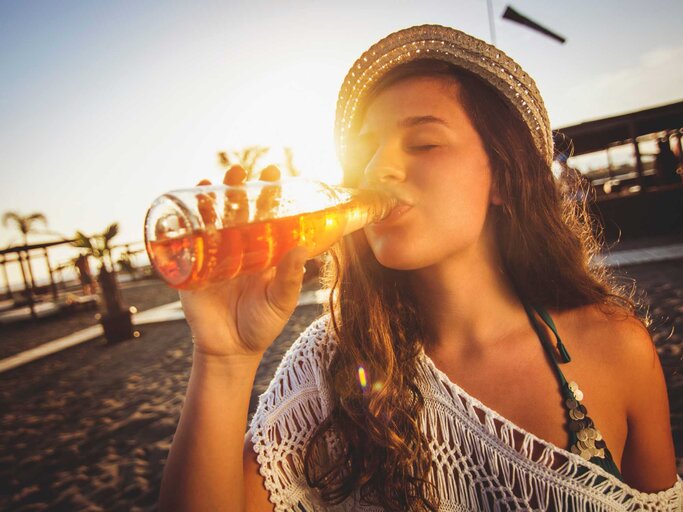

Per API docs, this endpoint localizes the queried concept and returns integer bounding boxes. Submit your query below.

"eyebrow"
[356,115,450,140]
[397,115,450,129]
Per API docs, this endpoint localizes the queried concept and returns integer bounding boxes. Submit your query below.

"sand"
[0,260,681,511]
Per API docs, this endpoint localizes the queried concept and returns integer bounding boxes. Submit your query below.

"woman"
[159,25,681,511]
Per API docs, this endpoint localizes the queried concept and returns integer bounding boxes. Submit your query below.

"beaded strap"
[524,302,623,480]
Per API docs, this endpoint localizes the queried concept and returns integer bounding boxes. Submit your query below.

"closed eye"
[407,144,440,152]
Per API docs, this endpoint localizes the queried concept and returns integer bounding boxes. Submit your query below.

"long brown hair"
[303,60,633,510]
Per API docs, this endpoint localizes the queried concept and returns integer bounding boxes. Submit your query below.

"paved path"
[598,243,683,267]
[0,289,330,374]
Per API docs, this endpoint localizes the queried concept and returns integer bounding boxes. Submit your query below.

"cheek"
[417,160,493,223]
[365,152,495,269]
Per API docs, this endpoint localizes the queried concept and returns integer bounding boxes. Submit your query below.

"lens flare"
[358,366,367,390]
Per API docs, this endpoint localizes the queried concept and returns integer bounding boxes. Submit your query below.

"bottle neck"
[338,189,398,237]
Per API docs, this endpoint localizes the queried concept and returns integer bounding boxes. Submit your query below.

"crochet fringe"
[250,316,683,511]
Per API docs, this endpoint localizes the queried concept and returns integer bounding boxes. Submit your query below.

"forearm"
[159,348,261,512]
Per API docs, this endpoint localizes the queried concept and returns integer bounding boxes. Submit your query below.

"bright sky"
[1,0,682,286]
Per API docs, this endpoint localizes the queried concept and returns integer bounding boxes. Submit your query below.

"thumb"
[266,247,308,316]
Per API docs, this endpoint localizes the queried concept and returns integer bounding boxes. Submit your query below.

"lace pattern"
[249,315,683,511]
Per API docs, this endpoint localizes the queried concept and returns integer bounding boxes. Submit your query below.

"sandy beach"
[0,259,681,511]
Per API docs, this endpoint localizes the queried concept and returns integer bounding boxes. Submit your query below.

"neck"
[409,228,527,354]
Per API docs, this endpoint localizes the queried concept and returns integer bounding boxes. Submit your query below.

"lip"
[373,202,413,226]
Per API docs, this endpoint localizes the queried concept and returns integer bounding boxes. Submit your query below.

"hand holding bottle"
[145,163,398,357]
[179,164,308,359]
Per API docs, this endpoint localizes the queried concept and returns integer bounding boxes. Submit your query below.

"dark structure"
[0,239,75,317]
[555,101,683,241]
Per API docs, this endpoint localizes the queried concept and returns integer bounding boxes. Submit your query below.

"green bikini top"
[522,301,623,481]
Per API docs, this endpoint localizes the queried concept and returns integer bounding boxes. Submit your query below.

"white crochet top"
[250,316,683,511]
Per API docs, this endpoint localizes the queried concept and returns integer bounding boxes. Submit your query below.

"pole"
[24,244,37,291]
[487,0,497,45]
[606,147,615,180]
[18,251,36,319]
[0,255,13,300]
[43,247,58,302]
[629,122,645,192]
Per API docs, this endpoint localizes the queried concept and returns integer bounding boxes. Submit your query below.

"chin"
[370,245,432,271]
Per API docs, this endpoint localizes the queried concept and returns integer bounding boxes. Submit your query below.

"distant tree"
[218,146,300,180]
[2,211,48,246]
[72,222,133,342]
[2,210,48,289]
[217,146,270,180]
[72,223,122,311]
[73,222,134,343]
[72,223,119,271]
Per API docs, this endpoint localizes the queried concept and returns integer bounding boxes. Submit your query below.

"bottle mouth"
[364,189,404,222]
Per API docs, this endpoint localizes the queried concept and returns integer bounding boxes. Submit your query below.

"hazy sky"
[1,0,682,284]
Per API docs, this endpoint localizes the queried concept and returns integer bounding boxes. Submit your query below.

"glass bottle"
[144,179,397,290]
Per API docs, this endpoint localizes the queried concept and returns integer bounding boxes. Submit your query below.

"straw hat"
[335,25,553,168]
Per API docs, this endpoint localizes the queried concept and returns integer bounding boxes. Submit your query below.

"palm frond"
[103,223,119,243]
[283,147,300,177]
[71,231,93,250]
[2,211,21,227]
[27,213,47,226]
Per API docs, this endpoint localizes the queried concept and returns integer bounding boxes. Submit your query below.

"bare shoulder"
[558,304,677,491]
[557,303,657,371]
[554,303,663,420]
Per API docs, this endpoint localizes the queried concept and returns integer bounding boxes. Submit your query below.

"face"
[354,75,499,271]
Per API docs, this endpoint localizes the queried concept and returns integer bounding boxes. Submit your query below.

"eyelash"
[407,144,439,152]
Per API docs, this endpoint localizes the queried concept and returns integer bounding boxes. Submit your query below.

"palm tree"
[2,210,48,292]
[72,222,133,343]
[218,146,302,180]
[2,211,48,244]
[218,146,270,180]
[72,223,118,274]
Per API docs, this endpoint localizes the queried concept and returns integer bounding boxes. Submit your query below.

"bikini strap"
[520,301,572,391]
[535,307,572,363]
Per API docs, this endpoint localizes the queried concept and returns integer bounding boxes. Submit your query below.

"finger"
[222,166,249,224]
[196,179,217,224]
[265,247,308,317]
[224,165,247,186]
[259,165,281,182]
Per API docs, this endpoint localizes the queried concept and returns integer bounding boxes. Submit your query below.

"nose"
[361,143,406,188]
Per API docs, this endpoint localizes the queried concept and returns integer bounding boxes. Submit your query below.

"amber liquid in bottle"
[147,196,383,290]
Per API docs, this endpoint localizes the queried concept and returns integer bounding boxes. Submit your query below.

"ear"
[489,183,503,206]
